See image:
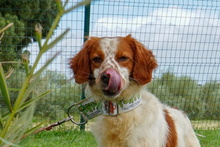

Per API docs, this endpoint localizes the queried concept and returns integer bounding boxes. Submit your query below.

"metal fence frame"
[0,0,219,131]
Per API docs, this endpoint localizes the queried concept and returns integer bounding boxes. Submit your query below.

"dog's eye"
[92,57,102,63]
[118,56,128,62]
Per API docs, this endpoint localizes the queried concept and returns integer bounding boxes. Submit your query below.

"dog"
[70,35,200,147]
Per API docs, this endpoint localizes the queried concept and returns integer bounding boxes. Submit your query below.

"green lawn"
[20,129,97,147]
[196,129,220,147]
[20,129,219,147]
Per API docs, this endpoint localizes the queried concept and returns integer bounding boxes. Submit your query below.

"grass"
[196,129,220,147]
[20,129,97,147]
[19,129,219,147]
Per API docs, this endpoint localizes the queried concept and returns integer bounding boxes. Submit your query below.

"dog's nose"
[101,73,110,85]
[100,69,122,97]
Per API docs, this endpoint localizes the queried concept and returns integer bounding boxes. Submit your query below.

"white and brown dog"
[70,35,200,147]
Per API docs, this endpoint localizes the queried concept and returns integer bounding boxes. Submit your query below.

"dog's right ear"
[69,37,99,84]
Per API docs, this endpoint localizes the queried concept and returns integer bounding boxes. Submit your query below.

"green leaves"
[0,64,12,112]
[19,90,52,112]
[45,29,70,52]
[0,0,91,146]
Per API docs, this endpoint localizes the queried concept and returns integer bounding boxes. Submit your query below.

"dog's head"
[70,35,157,100]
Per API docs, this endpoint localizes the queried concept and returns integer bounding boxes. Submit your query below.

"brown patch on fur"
[69,37,100,84]
[164,109,178,147]
[124,34,158,85]
[116,39,134,73]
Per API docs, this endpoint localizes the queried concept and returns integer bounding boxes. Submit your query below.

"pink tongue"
[105,69,121,92]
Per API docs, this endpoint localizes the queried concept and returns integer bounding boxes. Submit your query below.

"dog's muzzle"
[101,68,122,97]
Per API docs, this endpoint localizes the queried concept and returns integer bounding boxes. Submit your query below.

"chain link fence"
[0,0,219,131]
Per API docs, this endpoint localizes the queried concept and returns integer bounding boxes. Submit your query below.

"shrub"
[199,81,220,119]
[148,72,206,119]
[34,70,82,120]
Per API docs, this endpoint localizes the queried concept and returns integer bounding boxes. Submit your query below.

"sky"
[26,0,220,84]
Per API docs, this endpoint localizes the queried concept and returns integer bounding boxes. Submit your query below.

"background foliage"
[1,70,219,120]
[0,0,57,70]
[148,72,220,120]
[0,0,92,146]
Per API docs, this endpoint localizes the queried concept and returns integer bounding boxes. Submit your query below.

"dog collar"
[75,96,142,121]
[101,96,142,116]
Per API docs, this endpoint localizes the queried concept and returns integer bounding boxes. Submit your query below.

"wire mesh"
[89,0,220,131]
[0,0,219,133]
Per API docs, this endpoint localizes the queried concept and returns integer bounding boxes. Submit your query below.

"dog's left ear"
[126,35,158,85]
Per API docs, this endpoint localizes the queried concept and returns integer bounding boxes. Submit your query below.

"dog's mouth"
[101,68,122,97]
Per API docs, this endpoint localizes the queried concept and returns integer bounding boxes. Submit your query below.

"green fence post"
[80,1,91,131]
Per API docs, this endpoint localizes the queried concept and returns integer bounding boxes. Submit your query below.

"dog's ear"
[69,37,99,84]
[126,35,158,85]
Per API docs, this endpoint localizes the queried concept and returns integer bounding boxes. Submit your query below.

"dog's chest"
[98,116,133,146]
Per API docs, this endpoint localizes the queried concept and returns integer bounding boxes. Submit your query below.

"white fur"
[92,38,131,101]
[84,37,200,147]
[89,88,200,147]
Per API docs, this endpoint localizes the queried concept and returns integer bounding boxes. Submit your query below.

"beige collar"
[101,96,142,116]
[76,96,142,121]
